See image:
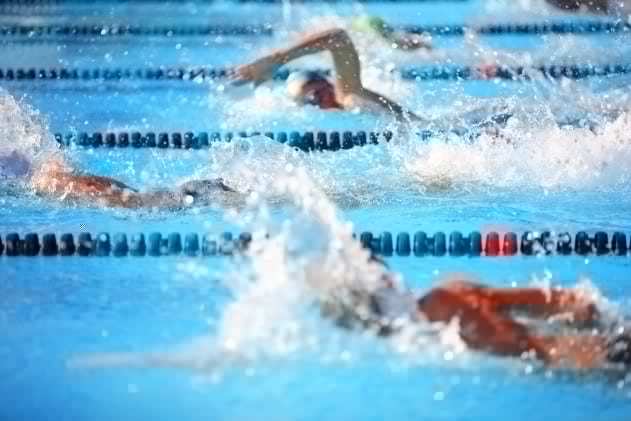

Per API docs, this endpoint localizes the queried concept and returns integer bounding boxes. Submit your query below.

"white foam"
[0,90,62,174]
[398,110,631,192]
[196,106,631,202]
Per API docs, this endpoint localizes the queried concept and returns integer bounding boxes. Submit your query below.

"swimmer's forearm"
[271,29,363,94]
[489,287,599,324]
[33,171,171,209]
[272,29,350,64]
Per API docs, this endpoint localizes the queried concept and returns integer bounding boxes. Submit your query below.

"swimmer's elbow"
[317,28,353,46]
[329,28,349,39]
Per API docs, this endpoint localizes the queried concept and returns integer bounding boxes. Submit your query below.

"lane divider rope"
[0,231,627,257]
[0,20,627,37]
[0,0,470,5]
[1,64,630,83]
[403,20,631,36]
[55,131,397,152]
[0,24,272,36]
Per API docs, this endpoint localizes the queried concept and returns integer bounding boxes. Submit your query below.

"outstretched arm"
[32,169,234,209]
[441,281,600,325]
[417,286,608,368]
[232,28,362,95]
[232,28,422,121]
[33,171,162,208]
[483,287,599,325]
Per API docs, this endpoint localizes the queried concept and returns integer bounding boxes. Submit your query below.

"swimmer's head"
[286,71,339,110]
[0,151,31,179]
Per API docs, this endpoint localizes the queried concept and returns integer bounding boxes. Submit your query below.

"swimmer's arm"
[418,287,551,358]
[356,88,424,122]
[482,286,600,325]
[232,28,363,94]
[419,286,605,367]
[32,171,185,209]
[33,171,142,208]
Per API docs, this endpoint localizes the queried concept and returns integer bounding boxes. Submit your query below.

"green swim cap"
[351,15,391,37]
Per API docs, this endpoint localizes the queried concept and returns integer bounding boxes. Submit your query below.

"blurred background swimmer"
[0,149,236,209]
[351,15,432,52]
[0,87,237,209]
[545,0,631,14]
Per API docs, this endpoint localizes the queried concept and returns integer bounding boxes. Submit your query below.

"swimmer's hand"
[179,178,236,197]
[230,55,281,87]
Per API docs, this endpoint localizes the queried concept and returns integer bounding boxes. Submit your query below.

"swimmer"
[328,255,630,371]
[545,0,630,14]
[230,28,422,122]
[351,15,432,51]
[1,150,234,209]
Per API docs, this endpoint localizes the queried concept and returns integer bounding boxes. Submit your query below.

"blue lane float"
[2,64,629,84]
[0,231,629,257]
[0,0,468,4]
[0,24,272,37]
[404,20,631,36]
[55,131,395,152]
[0,20,628,38]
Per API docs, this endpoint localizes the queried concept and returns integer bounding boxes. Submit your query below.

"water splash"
[67,165,631,381]
[68,168,471,373]
[397,109,631,193]
[0,89,63,171]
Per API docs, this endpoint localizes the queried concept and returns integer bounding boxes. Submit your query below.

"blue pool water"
[2,1,631,420]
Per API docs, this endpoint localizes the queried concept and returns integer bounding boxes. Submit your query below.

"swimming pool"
[2,0,631,420]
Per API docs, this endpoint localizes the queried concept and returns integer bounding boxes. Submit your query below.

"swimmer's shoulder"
[337,92,390,115]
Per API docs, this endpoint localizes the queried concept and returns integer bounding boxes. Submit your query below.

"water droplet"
[433,391,445,401]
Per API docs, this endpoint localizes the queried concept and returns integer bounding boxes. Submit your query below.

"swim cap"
[351,15,391,37]
[0,151,31,179]
[286,70,329,99]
